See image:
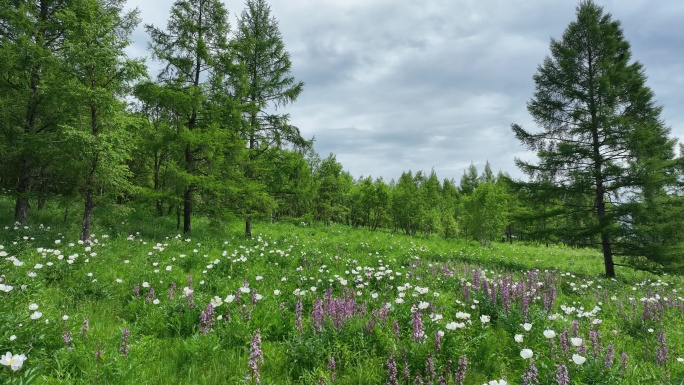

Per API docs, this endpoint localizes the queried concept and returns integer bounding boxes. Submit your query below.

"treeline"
[2,0,684,275]
[0,0,311,239]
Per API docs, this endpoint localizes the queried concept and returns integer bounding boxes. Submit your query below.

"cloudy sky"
[124,0,684,183]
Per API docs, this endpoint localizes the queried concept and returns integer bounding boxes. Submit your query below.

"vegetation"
[0,201,683,384]
[0,0,683,382]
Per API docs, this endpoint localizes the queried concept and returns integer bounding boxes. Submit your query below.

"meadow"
[0,207,682,384]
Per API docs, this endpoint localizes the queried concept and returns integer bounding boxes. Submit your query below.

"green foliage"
[511,0,683,276]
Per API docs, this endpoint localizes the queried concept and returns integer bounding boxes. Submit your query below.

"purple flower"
[63,330,73,351]
[312,297,324,334]
[295,299,303,333]
[455,355,467,385]
[248,329,264,384]
[555,363,569,385]
[656,331,668,366]
[119,328,130,358]
[387,352,398,385]
[604,344,614,368]
[412,311,424,342]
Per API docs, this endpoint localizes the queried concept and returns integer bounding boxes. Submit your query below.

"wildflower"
[30,311,42,320]
[543,330,556,339]
[63,331,73,351]
[0,352,26,371]
[522,323,533,331]
[570,337,583,347]
[480,315,491,323]
[225,294,235,303]
[677,357,683,362]
[119,328,130,358]
[28,304,38,311]
[9,335,16,341]
[211,296,223,308]
[572,354,587,365]
[555,363,569,385]
[387,351,398,385]
[248,329,264,384]
[520,349,534,359]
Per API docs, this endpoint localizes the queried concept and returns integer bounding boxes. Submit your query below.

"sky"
[123,0,684,183]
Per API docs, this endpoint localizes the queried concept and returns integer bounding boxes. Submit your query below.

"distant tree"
[459,163,479,195]
[313,154,351,225]
[391,171,422,235]
[462,182,508,246]
[512,1,681,277]
[233,0,309,238]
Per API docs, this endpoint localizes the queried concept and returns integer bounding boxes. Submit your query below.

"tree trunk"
[80,188,94,242]
[244,216,251,238]
[183,143,193,234]
[183,187,192,234]
[14,159,31,224]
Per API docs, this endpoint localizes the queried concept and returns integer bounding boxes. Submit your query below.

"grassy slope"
[0,199,682,384]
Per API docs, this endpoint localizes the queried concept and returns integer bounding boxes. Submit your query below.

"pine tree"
[512,1,680,277]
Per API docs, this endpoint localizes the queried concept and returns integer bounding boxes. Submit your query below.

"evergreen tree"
[58,0,145,241]
[233,0,309,238]
[0,0,73,223]
[512,1,681,277]
[146,0,234,233]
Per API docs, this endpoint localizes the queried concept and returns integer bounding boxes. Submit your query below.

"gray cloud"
[124,0,684,183]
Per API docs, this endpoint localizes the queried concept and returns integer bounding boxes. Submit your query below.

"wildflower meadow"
[1,216,683,384]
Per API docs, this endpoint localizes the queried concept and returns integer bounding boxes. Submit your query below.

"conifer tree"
[512,1,681,277]
[233,0,309,238]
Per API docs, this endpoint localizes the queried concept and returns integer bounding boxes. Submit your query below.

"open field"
[0,209,683,384]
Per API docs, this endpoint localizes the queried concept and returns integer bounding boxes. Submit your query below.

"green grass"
[0,199,682,384]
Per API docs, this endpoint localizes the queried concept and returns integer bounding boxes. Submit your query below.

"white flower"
[677,357,684,363]
[183,287,193,297]
[522,323,533,331]
[142,282,150,288]
[62,315,69,321]
[455,311,471,320]
[514,334,524,343]
[30,311,42,320]
[570,337,583,347]
[520,349,533,359]
[166,266,172,271]
[210,296,223,307]
[480,315,491,323]
[28,304,39,311]
[239,287,250,294]
[446,322,458,330]
[418,301,429,310]
[152,299,160,305]
[371,292,379,299]
[543,330,556,339]
[225,294,235,303]
[9,335,16,341]
[572,354,587,365]
[648,328,654,333]
[0,352,26,371]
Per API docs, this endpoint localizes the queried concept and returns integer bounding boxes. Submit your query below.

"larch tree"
[0,0,73,224]
[58,0,146,241]
[512,0,681,277]
[146,0,233,234]
[233,0,309,238]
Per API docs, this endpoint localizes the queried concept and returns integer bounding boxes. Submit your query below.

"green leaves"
[511,1,682,275]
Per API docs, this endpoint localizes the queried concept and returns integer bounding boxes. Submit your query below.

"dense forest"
[1,0,683,276]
